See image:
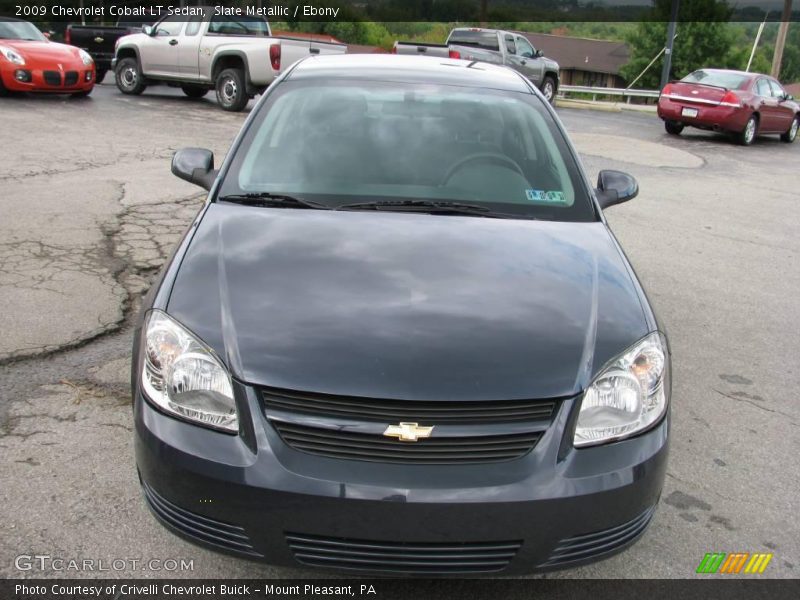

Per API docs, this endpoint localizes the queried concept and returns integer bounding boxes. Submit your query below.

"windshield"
[682,70,749,90]
[0,20,46,41]
[220,80,595,222]
[447,30,500,51]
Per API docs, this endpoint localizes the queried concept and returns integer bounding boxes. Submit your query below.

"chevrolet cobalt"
[133,54,670,575]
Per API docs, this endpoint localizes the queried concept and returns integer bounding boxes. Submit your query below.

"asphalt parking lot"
[1,80,798,579]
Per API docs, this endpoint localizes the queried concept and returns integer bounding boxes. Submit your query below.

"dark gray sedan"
[132,54,670,575]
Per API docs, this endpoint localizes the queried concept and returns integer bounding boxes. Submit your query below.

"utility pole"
[480,0,488,26]
[660,0,680,89]
[771,0,793,79]
[747,13,768,72]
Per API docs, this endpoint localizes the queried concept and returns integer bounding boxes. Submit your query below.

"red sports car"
[0,17,95,97]
[658,68,799,146]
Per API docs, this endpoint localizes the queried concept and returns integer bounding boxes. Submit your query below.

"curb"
[556,98,658,115]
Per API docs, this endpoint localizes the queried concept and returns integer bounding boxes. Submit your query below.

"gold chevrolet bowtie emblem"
[383,422,434,442]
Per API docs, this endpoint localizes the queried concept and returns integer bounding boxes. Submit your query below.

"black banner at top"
[1,0,800,23]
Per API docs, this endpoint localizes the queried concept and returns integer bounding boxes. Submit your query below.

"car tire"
[780,115,799,143]
[738,114,758,146]
[215,68,248,112]
[95,68,108,84]
[541,76,557,104]
[115,57,147,96]
[664,121,684,135]
[182,85,209,99]
[0,77,8,97]
[70,88,93,99]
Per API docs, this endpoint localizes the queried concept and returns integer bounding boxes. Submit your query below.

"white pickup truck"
[112,10,345,111]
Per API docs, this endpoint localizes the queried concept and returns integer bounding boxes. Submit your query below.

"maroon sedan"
[658,69,799,146]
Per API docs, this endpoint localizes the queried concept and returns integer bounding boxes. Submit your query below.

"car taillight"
[721,91,741,107]
[391,46,397,54]
[660,83,673,97]
[269,44,280,71]
[449,49,461,59]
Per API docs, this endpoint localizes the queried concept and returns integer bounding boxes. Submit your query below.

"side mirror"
[596,170,638,209]
[535,49,544,58]
[43,31,52,40]
[785,94,794,101]
[142,25,155,36]
[172,148,217,191]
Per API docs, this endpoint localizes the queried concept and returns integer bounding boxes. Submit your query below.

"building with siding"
[517,32,630,88]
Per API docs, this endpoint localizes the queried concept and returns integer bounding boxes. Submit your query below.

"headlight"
[0,46,25,65]
[79,49,94,66]
[141,310,237,433]
[574,332,669,447]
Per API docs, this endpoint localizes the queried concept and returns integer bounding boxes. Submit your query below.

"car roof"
[286,54,533,93]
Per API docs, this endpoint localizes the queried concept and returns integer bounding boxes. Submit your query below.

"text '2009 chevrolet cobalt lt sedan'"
[132,54,670,575]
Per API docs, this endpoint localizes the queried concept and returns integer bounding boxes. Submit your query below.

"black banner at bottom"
[2,579,800,600]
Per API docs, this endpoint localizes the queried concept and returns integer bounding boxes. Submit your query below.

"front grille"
[43,71,61,86]
[540,506,656,568]
[141,481,263,558]
[262,387,556,424]
[286,532,521,573]
[273,421,541,464]
[64,71,78,86]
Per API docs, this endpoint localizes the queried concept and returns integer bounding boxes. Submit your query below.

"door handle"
[520,59,527,65]
[310,47,320,54]
[169,39,178,46]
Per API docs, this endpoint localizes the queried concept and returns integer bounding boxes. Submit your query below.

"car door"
[767,79,794,133]
[138,15,184,78]
[177,15,203,79]
[754,77,780,132]
[501,33,527,76]
[513,35,543,86]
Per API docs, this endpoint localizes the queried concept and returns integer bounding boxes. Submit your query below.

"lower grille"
[273,421,541,464]
[540,506,656,567]
[44,71,61,86]
[287,532,521,573]
[64,71,78,86]
[142,481,262,558]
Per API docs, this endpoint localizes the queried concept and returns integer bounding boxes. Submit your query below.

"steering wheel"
[442,153,525,185]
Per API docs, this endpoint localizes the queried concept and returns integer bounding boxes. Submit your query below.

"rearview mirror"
[142,25,154,36]
[172,148,217,191]
[596,170,638,209]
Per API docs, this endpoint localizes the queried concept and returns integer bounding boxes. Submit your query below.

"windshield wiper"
[217,192,329,210]
[337,199,510,218]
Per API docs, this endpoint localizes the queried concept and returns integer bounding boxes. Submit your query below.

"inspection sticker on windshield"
[526,190,567,204]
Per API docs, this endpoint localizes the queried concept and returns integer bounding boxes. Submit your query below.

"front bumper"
[134,383,669,576]
[657,96,749,132]
[0,66,94,93]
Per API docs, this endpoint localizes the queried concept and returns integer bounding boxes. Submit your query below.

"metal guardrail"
[558,85,661,103]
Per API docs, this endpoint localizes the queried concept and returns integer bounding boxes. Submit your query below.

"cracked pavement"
[0,84,798,579]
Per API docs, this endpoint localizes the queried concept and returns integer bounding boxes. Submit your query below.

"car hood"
[2,40,82,63]
[166,204,650,400]
[543,58,559,71]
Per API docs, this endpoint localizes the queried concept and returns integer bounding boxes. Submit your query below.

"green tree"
[620,0,735,88]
